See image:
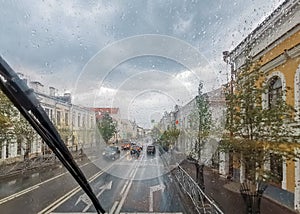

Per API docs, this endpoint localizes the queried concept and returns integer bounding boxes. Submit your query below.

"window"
[78,113,81,127]
[82,115,86,127]
[56,111,61,126]
[270,153,283,186]
[65,112,69,126]
[50,109,53,121]
[268,76,282,108]
[44,108,50,117]
[72,112,75,127]
[90,116,93,129]
[17,140,21,155]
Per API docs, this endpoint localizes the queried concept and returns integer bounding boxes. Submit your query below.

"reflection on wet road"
[0,146,185,214]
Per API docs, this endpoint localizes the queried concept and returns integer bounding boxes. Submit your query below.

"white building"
[0,77,97,164]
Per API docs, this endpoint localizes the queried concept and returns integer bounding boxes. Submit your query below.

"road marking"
[149,184,166,212]
[114,161,140,214]
[120,180,129,195]
[81,181,112,212]
[0,157,104,205]
[0,173,65,205]
[0,185,40,204]
[38,165,112,214]
[109,201,119,214]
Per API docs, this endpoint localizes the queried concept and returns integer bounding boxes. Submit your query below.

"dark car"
[102,146,121,160]
[146,145,156,155]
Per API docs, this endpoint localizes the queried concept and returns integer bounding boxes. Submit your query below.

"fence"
[173,165,224,214]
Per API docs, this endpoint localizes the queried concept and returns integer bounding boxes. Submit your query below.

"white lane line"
[0,173,65,205]
[114,161,141,214]
[109,201,119,214]
[0,157,102,206]
[120,180,129,196]
[39,186,82,214]
[38,165,112,214]
[0,185,40,204]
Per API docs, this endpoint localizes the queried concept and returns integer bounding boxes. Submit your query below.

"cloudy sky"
[0,0,284,128]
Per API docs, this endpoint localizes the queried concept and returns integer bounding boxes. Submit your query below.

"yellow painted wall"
[286,159,295,192]
[261,29,299,193]
[269,58,299,106]
[261,29,300,65]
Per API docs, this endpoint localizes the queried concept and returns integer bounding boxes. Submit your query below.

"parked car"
[102,146,121,160]
[146,145,156,155]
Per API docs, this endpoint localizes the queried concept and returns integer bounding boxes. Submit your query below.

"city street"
[0,145,185,214]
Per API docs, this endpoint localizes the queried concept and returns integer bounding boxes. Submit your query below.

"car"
[146,145,156,155]
[121,142,131,150]
[102,146,121,160]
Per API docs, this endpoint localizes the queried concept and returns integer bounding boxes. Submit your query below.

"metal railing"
[173,165,224,214]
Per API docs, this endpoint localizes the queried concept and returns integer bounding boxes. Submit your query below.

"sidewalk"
[179,159,297,214]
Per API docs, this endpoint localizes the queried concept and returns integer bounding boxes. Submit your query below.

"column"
[240,153,246,182]
[282,156,287,190]
[295,148,300,211]
[219,151,229,176]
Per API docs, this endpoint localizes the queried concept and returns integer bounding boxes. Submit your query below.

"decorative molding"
[262,71,287,109]
[260,43,300,73]
[289,43,300,58]
[228,1,300,63]
[261,55,287,73]
[295,65,300,121]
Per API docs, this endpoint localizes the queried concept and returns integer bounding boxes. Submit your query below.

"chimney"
[30,81,44,93]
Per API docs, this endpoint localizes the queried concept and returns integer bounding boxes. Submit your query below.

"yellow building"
[223,0,300,211]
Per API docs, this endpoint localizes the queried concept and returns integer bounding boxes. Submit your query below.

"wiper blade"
[0,56,105,214]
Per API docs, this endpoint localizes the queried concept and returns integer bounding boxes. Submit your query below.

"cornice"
[261,43,300,73]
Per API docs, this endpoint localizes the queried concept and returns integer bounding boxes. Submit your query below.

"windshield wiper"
[0,56,105,214]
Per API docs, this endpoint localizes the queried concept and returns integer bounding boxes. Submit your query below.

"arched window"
[268,76,282,108]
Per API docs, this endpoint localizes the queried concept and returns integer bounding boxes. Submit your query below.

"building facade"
[157,88,225,166]
[223,0,300,210]
[92,107,138,142]
[0,77,97,164]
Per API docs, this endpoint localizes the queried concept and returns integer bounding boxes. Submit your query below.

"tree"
[186,82,212,189]
[189,82,212,161]
[151,125,161,143]
[221,56,297,182]
[0,90,13,133]
[0,90,19,158]
[14,115,36,160]
[156,127,180,152]
[96,113,117,144]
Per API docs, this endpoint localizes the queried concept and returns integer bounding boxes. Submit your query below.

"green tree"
[151,125,161,142]
[96,113,117,144]
[187,82,212,189]
[14,115,36,159]
[157,127,180,151]
[221,56,297,182]
[189,82,212,161]
[0,90,18,158]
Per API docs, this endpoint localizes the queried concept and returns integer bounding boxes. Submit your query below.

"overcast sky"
[0,0,284,128]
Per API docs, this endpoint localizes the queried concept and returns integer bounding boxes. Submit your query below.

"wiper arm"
[0,56,105,214]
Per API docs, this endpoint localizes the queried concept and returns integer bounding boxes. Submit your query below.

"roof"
[91,108,120,120]
[92,108,119,114]
[225,0,299,62]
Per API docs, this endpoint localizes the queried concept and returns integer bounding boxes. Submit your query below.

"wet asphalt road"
[0,146,185,214]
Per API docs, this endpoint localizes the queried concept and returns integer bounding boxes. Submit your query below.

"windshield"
[1,1,299,214]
